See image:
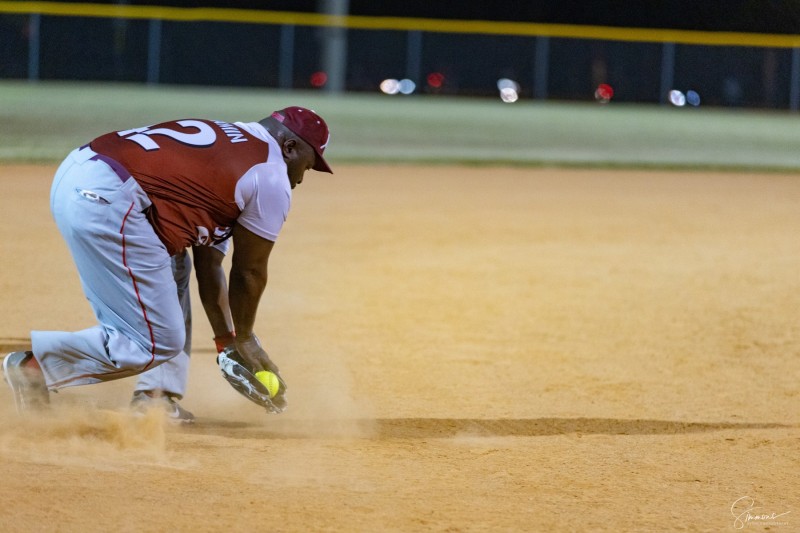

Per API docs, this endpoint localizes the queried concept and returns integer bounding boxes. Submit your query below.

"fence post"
[146,19,162,85]
[790,47,800,111]
[406,30,422,85]
[533,36,549,100]
[279,24,295,89]
[28,13,40,81]
[319,0,349,93]
[659,42,675,104]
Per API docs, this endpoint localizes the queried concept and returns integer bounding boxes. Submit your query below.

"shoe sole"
[3,352,27,413]
[3,352,49,413]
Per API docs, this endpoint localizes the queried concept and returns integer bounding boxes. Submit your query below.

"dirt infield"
[0,164,797,532]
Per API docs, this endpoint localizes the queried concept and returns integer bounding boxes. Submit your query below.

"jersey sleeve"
[234,161,292,242]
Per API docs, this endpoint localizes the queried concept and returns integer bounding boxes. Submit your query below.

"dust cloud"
[0,396,172,469]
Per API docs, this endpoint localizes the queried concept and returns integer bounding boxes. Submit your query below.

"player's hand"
[234,333,280,375]
[232,333,288,412]
[216,341,288,414]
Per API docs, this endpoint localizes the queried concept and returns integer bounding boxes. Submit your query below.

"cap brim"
[313,152,333,174]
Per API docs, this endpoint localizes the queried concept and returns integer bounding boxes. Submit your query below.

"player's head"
[264,107,332,188]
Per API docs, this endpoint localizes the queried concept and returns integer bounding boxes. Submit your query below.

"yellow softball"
[254,370,280,398]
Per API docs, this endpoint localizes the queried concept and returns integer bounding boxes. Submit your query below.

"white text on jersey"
[214,121,248,143]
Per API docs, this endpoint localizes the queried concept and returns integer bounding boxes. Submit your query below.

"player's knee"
[153,327,186,359]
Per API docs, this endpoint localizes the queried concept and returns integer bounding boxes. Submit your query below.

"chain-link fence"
[2,4,799,109]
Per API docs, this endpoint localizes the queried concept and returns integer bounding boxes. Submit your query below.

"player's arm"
[192,245,235,350]
[228,223,279,373]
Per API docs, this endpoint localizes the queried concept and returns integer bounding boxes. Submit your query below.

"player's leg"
[131,250,194,422]
[30,148,185,391]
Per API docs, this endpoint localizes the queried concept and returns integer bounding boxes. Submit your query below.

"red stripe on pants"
[120,202,157,371]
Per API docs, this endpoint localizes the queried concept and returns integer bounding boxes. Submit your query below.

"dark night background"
[2,1,800,107]
[40,0,800,33]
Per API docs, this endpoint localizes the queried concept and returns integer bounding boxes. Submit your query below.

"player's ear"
[281,138,298,158]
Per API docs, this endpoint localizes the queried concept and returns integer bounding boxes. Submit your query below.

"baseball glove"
[217,346,288,414]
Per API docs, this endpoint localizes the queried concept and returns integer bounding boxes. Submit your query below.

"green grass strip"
[1,81,799,172]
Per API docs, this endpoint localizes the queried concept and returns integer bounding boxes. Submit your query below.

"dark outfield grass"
[1,80,799,171]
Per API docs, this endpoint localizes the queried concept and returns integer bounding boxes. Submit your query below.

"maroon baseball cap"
[271,107,333,173]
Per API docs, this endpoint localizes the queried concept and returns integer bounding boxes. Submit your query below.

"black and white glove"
[217,341,287,414]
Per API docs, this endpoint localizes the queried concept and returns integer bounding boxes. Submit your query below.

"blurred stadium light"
[426,72,445,90]
[398,79,416,94]
[668,89,686,106]
[380,78,400,94]
[497,78,520,103]
[594,83,614,103]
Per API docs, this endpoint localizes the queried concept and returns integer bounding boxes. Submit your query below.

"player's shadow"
[195,417,790,439]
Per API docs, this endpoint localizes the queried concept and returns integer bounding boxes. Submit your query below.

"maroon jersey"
[90,119,270,255]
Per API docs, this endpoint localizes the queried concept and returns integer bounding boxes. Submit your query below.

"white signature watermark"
[731,496,790,529]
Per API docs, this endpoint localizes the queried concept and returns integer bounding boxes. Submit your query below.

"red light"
[310,71,328,88]
[426,72,445,89]
[595,83,614,102]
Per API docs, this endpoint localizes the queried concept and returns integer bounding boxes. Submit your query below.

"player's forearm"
[198,276,233,338]
[228,266,267,339]
[193,246,234,338]
[228,224,274,344]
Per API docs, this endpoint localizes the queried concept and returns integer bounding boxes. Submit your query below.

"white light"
[669,89,686,107]
[497,78,520,103]
[380,79,400,95]
[398,79,416,95]
[500,87,519,103]
[497,78,520,92]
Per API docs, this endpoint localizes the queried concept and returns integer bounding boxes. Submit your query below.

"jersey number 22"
[117,120,216,151]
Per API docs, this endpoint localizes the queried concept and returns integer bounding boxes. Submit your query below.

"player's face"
[283,138,317,189]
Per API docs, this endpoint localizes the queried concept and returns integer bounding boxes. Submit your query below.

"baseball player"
[3,107,332,418]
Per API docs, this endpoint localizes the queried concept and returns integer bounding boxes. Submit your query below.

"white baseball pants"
[32,147,185,390]
[133,250,192,398]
